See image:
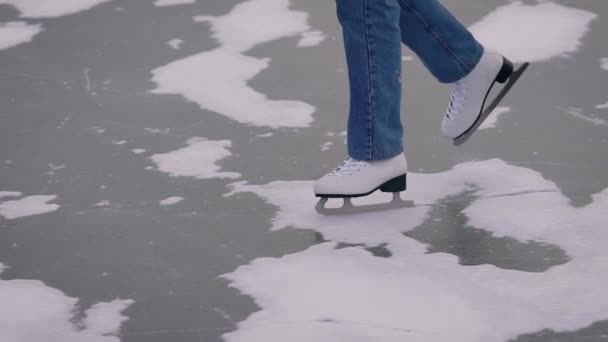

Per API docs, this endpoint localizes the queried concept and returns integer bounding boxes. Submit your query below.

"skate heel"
[380,174,407,193]
[496,57,514,83]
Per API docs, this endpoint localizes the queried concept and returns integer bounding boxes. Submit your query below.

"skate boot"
[441,50,530,145]
[313,153,413,215]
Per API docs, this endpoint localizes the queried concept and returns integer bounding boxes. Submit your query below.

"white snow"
[256,132,274,138]
[131,148,147,154]
[321,141,333,151]
[159,196,184,206]
[596,102,608,109]
[0,21,42,51]
[0,195,59,219]
[95,200,110,207]
[112,140,127,145]
[560,107,608,127]
[224,159,608,342]
[167,38,183,50]
[0,0,113,18]
[0,264,133,341]
[297,30,326,47]
[601,58,608,71]
[0,191,22,199]
[150,0,322,128]
[479,106,511,130]
[154,0,195,7]
[150,137,241,179]
[470,1,597,62]
[144,127,170,134]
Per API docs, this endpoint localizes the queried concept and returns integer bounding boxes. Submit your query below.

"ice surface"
[479,106,510,130]
[150,137,241,179]
[159,196,184,206]
[0,195,59,219]
[0,21,42,51]
[0,0,113,18]
[0,264,133,341]
[150,0,322,128]
[470,1,596,62]
[225,159,608,342]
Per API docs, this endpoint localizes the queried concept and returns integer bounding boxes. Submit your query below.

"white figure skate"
[441,50,530,145]
[313,153,413,215]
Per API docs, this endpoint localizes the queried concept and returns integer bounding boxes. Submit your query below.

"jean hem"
[438,44,485,84]
[349,145,403,161]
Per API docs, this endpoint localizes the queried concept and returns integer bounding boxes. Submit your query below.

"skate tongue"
[447,81,467,119]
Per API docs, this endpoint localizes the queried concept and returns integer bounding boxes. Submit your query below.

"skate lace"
[446,80,469,119]
[329,158,367,177]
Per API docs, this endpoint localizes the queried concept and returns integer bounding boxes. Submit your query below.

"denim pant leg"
[336,0,404,161]
[397,0,484,83]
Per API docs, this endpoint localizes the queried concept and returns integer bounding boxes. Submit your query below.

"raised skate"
[453,62,529,145]
[313,153,414,215]
[441,50,530,146]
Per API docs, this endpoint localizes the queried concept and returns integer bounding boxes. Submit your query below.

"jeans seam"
[397,0,472,75]
[363,0,374,160]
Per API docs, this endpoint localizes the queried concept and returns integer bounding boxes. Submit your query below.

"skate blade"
[315,193,415,216]
[453,62,530,146]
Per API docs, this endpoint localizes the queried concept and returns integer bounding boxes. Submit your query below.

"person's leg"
[396,0,484,83]
[396,0,523,141]
[336,0,403,161]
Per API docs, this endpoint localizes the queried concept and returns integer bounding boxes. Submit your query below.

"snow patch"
[150,137,240,179]
[0,195,59,219]
[560,107,608,127]
[596,101,608,109]
[256,132,274,138]
[0,191,22,199]
[0,264,133,341]
[95,200,111,207]
[159,196,184,206]
[224,159,608,342]
[150,0,322,128]
[167,38,183,50]
[0,0,114,18]
[297,30,326,47]
[470,1,596,62]
[479,106,510,130]
[144,127,170,135]
[154,0,195,7]
[321,142,333,151]
[131,148,147,154]
[0,21,43,51]
[601,58,608,71]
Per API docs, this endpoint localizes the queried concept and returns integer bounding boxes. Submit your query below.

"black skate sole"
[315,173,407,199]
[453,59,530,146]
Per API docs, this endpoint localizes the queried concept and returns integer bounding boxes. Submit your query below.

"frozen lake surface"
[1,0,608,341]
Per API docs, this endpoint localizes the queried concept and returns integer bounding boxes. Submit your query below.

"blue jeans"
[336,0,484,161]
